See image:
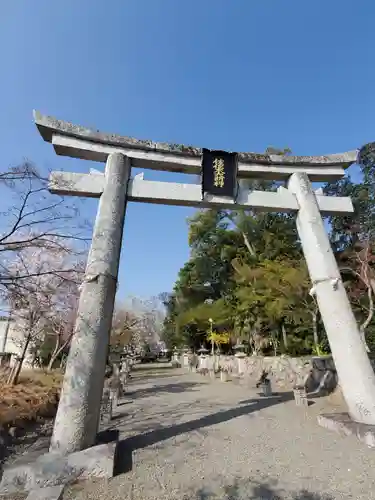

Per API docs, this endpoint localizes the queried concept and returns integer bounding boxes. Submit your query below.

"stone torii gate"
[34,111,375,455]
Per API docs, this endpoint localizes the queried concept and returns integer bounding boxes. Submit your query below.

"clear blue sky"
[1,0,375,300]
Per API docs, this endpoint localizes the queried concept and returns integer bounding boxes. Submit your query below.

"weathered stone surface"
[312,356,326,371]
[215,354,375,400]
[34,111,202,158]
[26,485,65,500]
[99,389,113,427]
[259,381,272,397]
[217,355,337,394]
[268,151,357,166]
[49,171,105,197]
[0,442,117,495]
[51,172,353,214]
[293,388,308,407]
[326,356,336,371]
[318,413,375,448]
[49,153,130,454]
[34,111,356,167]
[290,172,375,425]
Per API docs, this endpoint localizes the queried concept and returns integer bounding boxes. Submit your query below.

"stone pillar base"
[26,485,65,500]
[0,441,117,496]
[317,413,375,448]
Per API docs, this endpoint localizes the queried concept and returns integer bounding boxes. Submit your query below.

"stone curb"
[26,484,65,500]
[317,413,375,448]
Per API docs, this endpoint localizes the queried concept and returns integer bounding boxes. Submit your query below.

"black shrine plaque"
[202,148,238,198]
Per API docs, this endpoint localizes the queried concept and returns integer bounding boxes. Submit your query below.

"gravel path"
[63,366,375,499]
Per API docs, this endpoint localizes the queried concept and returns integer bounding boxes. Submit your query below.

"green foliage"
[312,342,330,357]
[162,153,375,356]
[207,331,230,346]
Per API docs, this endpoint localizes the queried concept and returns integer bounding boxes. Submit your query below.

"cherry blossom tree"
[110,306,139,356]
[44,274,81,371]
[124,295,166,352]
[109,296,166,357]
[0,161,90,291]
[4,244,83,383]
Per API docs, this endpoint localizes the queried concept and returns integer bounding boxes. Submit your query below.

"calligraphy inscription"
[356,400,371,418]
[213,158,225,188]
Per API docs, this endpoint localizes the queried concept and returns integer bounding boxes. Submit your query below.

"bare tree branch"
[0,161,91,289]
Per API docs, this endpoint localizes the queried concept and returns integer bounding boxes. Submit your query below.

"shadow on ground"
[133,372,183,382]
[1,420,53,467]
[114,392,294,475]
[132,364,175,372]
[238,396,315,407]
[126,381,202,399]
[182,477,334,499]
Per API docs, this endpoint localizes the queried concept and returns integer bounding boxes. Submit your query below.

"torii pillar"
[50,152,130,453]
[289,172,375,424]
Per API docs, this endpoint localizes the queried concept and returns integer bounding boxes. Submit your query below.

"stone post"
[183,351,189,368]
[288,172,375,424]
[50,153,130,454]
[198,355,207,370]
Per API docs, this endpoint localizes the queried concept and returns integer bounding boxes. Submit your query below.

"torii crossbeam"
[33,111,375,457]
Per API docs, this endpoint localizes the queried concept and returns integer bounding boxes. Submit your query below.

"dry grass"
[0,369,63,428]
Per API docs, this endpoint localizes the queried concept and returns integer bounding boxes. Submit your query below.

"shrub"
[0,369,62,427]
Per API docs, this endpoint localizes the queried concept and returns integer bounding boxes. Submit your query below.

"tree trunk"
[312,308,319,350]
[252,331,262,356]
[9,333,32,385]
[359,276,374,353]
[48,334,61,371]
[339,268,374,353]
[59,354,67,370]
[214,342,220,371]
[241,231,256,257]
[47,333,72,371]
[247,330,252,354]
[359,327,370,353]
[6,362,17,385]
[281,323,288,350]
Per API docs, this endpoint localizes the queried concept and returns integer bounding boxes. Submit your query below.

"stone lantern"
[198,345,209,370]
[172,347,180,363]
[182,346,190,368]
[233,340,246,374]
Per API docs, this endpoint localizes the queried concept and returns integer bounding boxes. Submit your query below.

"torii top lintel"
[33,110,358,181]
